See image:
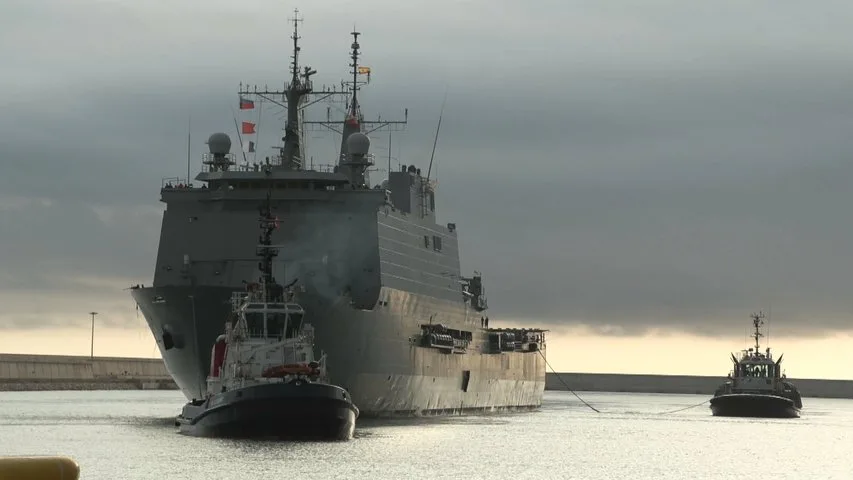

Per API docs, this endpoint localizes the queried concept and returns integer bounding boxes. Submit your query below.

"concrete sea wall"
[546,372,853,399]
[0,354,178,392]
[3,354,851,399]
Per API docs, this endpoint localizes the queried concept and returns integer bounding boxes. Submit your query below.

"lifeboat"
[261,363,319,378]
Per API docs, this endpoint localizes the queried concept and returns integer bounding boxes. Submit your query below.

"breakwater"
[0,354,177,391]
[546,372,853,399]
[4,354,851,398]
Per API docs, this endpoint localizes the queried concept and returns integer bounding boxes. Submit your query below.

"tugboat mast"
[256,191,281,302]
[751,311,765,353]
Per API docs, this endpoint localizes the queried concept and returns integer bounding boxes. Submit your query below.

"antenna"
[186,115,191,183]
[349,29,361,114]
[289,8,304,82]
[230,106,249,165]
[425,88,447,182]
[253,99,263,164]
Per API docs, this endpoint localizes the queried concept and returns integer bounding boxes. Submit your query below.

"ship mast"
[336,31,367,178]
[277,9,317,170]
[751,311,765,353]
[342,31,365,141]
[238,19,408,182]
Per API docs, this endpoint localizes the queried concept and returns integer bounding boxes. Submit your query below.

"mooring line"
[539,349,710,415]
[654,399,709,415]
[538,349,600,413]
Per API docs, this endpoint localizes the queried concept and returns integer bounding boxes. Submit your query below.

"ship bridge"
[733,356,777,379]
[233,289,305,340]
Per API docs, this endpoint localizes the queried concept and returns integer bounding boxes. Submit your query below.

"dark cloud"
[2,0,853,336]
[445,169,853,337]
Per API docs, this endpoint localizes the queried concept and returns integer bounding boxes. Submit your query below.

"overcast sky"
[2,0,853,338]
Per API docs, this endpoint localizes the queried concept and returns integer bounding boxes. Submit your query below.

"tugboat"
[175,191,359,440]
[710,311,803,418]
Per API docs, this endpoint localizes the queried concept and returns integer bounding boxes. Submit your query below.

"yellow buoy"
[0,456,79,480]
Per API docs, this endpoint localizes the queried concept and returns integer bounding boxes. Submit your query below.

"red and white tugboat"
[175,193,359,440]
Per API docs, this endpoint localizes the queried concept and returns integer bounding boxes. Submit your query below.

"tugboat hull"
[176,381,359,440]
[710,393,800,418]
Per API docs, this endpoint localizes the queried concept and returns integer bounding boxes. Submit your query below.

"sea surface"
[0,390,850,479]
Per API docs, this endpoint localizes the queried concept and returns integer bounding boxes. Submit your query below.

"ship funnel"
[207,133,231,155]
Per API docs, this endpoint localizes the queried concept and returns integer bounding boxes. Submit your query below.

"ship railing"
[283,163,339,173]
[305,164,339,173]
[231,291,250,310]
[161,177,199,189]
[339,152,377,162]
[200,154,250,173]
[283,79,313,92]
[199,160,340,174]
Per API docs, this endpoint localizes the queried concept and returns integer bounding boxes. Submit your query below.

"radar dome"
[207,133,231,155]
[347,132,370,155]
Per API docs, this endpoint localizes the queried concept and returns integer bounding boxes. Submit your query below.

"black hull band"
[710,394,800,419]
[177,382,359,441]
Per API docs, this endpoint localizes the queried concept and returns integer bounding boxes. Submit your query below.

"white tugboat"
[710,311,802,418]
[175,192,359,440]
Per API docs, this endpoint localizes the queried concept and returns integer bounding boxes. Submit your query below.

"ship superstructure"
[131,11,548,417]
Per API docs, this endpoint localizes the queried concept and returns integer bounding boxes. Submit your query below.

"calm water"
[0,390,850,479]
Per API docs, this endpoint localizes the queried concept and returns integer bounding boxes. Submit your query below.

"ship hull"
[176,381,358,440]
[709,393,800,418]
[132,285,547,417]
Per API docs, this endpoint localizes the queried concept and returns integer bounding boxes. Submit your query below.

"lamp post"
[89,311,98,358]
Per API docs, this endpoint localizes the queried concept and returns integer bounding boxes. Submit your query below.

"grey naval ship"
[131,13,548,417]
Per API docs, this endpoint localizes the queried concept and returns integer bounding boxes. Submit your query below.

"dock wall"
[3,354,851,398]
[546,372,853,399]
[0,354,178,392]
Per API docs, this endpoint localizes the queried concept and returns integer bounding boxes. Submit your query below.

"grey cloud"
[2,0,853,336]
[0,200,159,289]
[441,158,853,336]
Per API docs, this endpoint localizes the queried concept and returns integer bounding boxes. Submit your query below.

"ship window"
[267,313,286,338]
[743,363,771,378]
[433,235,442,252]
[424,235,430,248]
[286,313,304,337]
[245,312,265,338]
